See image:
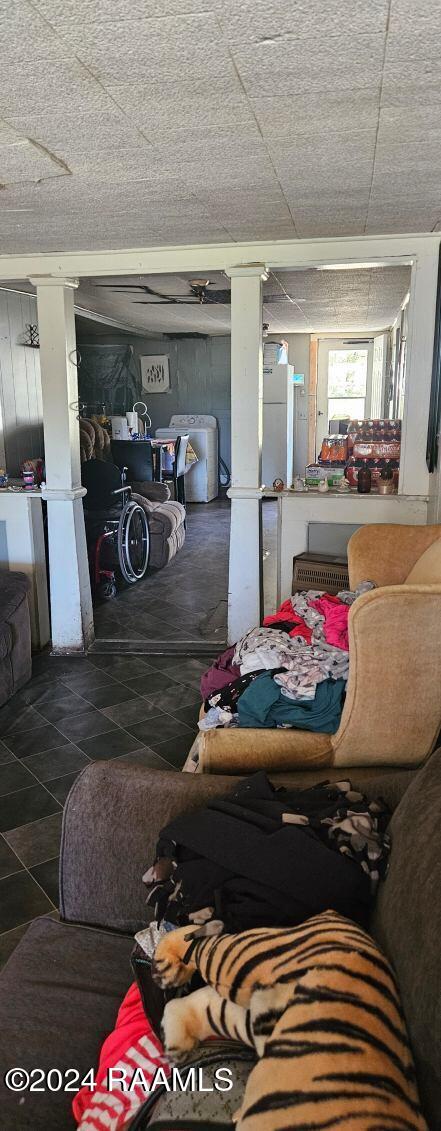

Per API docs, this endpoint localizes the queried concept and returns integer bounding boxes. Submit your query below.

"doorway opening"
[74,272,233,653]
[317,340,374,434]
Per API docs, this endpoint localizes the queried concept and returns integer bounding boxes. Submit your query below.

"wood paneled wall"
[0,290,43,475]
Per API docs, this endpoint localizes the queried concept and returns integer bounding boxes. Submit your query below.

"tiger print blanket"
[153,909,426,1130]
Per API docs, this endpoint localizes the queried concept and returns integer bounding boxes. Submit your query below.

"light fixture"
[315,262,396,271]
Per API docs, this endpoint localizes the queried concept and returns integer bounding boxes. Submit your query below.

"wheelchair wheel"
[117,500,149,584]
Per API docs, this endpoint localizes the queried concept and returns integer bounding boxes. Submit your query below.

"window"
[327,348,369,420]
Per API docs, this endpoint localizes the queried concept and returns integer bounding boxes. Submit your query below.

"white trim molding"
[0,232,437,281]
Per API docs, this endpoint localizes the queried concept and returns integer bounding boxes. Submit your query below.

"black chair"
[162,434,189,506]
[111,439,155,483]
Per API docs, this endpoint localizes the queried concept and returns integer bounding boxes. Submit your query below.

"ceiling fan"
[96,278,228,305]
[96,278,284,306]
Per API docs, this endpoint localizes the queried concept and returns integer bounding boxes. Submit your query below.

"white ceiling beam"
[74,304,153,335]
[0,233,437,281]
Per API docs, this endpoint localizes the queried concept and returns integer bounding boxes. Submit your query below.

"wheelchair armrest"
[111,486,132,497]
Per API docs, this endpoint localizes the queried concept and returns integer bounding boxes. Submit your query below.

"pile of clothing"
[200,582,374,734]
[142,773,391,934]
[75,773,391,1130]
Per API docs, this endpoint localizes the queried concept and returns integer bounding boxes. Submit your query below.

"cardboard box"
[305,465,345,487]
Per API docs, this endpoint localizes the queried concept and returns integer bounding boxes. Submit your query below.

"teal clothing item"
[237,672,345,733]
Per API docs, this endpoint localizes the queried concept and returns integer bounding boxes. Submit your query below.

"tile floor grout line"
[0,852,57,920]
[3,810,62,835]
[2,831,60,875]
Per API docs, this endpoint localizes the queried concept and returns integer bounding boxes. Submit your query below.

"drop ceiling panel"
[35,0,217,21]
[0,1,70,62]
[0,2,438,251]
[222,0,389,39]
[250,91,379,139]
[54,14,237,86]
[228,34,385,97]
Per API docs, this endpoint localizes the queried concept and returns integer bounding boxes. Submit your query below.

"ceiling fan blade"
[202,289,231,304]
[263,294,293,302]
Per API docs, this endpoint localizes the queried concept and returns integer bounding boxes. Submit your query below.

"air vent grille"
[292,553,349,596]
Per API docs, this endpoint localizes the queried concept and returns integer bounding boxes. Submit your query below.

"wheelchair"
[81,460,150,600]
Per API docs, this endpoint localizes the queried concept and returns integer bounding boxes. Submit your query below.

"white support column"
[31,277,94,654]
[226,265,268,643]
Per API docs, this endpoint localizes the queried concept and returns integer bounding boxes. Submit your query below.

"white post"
[31,277,94,654]
[226,265,268,643]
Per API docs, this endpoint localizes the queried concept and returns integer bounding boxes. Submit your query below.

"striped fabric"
[74,983,170,1131]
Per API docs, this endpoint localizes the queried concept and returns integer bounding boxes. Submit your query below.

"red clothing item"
[309,596,349,651]
[200,646,241,700]
[263,599,312,643]
[73,982,169,1130]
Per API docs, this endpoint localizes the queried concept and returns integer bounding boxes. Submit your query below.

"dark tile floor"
[93,498,230,645]
[0,649,212,968]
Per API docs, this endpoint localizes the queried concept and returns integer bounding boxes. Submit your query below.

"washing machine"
[155,414,218,502]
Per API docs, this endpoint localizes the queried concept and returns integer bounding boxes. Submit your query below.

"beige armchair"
[191,524,441,775]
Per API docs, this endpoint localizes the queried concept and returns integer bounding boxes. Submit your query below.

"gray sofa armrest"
[59,761,235,933]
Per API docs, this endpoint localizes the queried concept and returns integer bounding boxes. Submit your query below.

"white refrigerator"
[262,363,295,488]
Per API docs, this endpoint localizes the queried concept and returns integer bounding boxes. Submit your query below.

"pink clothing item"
[309,596,349,651]
[73,982,170,1131]
[263,598,312,643]
[200,645,241,700]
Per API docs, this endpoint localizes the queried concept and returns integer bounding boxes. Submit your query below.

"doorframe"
[0,234,437,651]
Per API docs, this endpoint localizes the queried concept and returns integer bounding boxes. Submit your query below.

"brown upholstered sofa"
[190,523,441,774]
[0,570,32,708]
[0,752,440,1128]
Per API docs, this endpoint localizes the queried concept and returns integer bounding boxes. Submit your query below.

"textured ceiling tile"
[0,137,69,184]
[0,123,24,147]
[365,214,439,234]
[149,128,265,161]
[0,60,109,116]
[34,0,217,23]
[294,217,365,237]
[250,90,379,139]
[387,0,439,62]
[0,0,71,62]
[106,75,241,114]
[386,27,441,64]
[382,58,441,105]
[270,131,377,166]
[131,121,262,151]
[221,0,389,40]
[377,104,441,141]
[5,109,149,152]
[55,14,236,85]
[123,93,254,136]
[229,33,385,96]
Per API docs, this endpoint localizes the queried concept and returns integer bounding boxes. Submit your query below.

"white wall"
[0,289,43,475]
